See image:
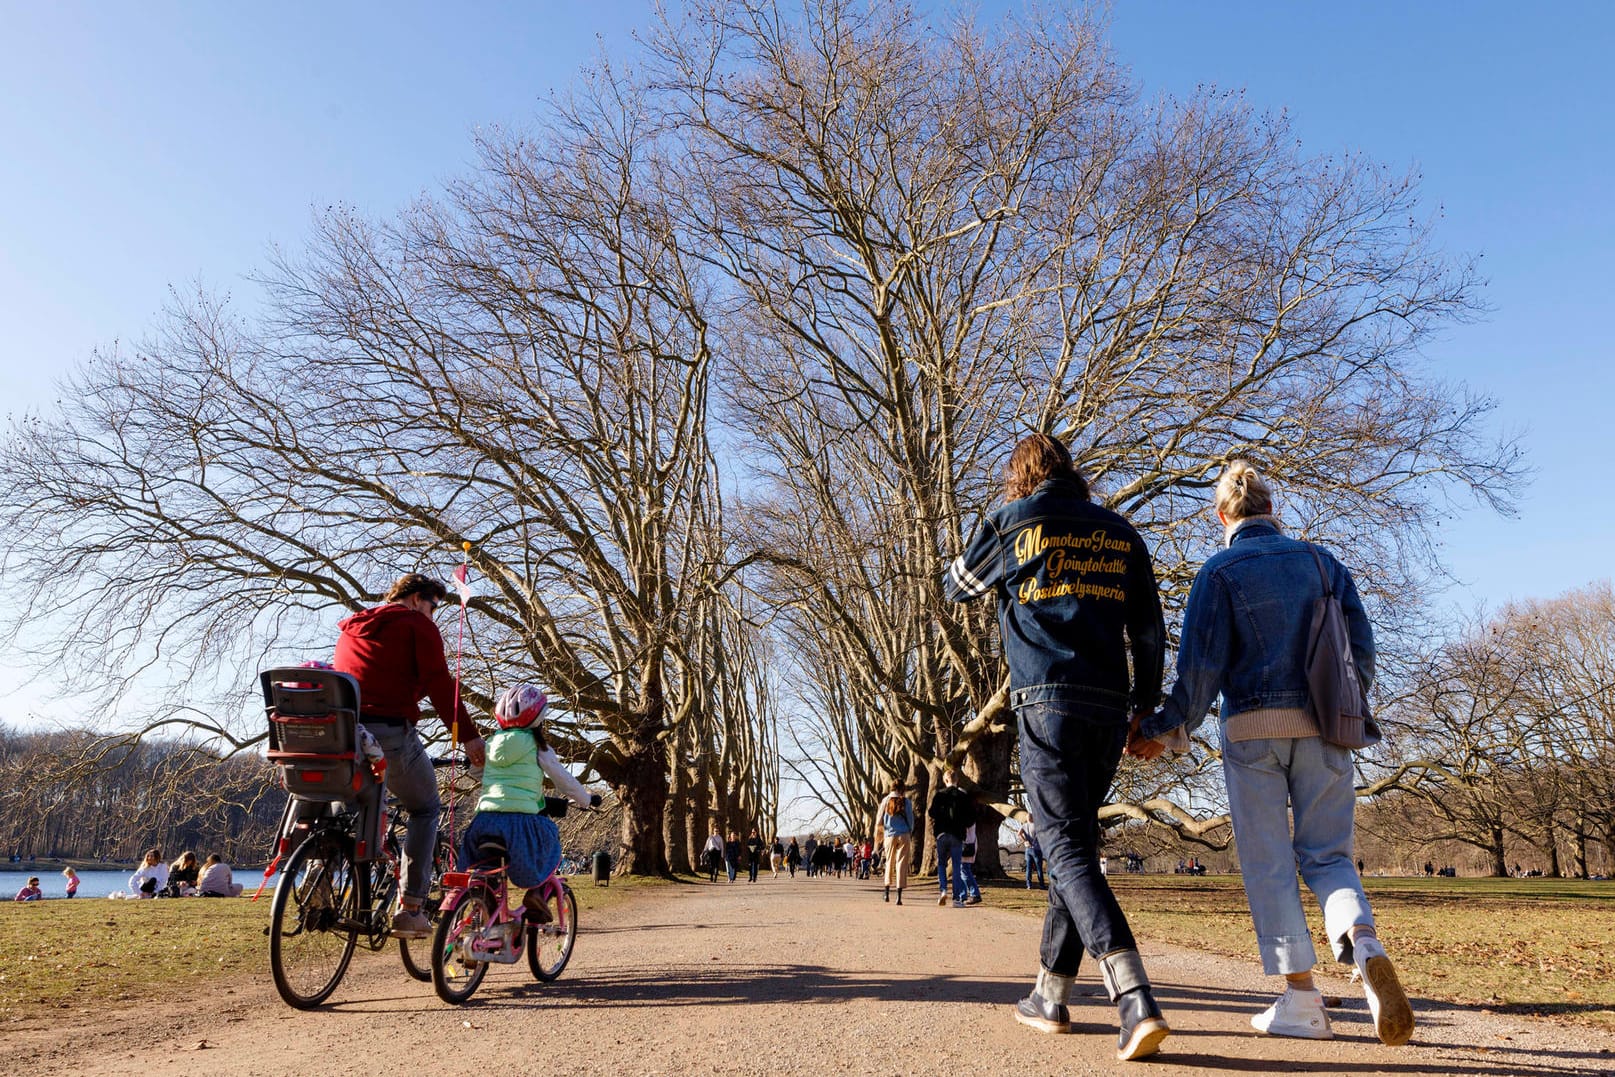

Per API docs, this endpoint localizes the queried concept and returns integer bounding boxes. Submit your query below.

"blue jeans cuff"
[1257,932,1319,976]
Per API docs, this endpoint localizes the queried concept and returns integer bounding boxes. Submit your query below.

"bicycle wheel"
[269,834,359,1009]
[399,834,454,981]
[431,886,495,1004]
[527,882,578,981]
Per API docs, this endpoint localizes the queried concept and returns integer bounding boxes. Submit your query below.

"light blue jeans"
[1222,735,1374,975]
[959,861,981,900]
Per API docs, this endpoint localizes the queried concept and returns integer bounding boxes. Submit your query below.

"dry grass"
[0,872,672,1028]
[991,873,1615,1029]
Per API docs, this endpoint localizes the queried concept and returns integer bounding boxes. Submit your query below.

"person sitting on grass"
[198,854,244,897]
[14,876,43,901]
[164,851,200,897]
[117,848,167,899]
[459,685,601,923]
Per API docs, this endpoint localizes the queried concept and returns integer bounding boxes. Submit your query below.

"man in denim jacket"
[944,433,1170,1061]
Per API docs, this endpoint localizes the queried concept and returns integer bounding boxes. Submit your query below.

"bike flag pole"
[448,542,474,859]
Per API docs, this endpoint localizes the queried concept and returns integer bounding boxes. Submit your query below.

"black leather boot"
[1013,968,1073,1033]
[883,885,889,902]
[1116,986,1169,1060]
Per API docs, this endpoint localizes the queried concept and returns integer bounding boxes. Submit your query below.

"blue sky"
[1,2,1611,722]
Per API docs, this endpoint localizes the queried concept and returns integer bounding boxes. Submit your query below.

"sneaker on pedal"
[1251,987,1333,1039]
[390,908,430,939]
[522,890,553,924]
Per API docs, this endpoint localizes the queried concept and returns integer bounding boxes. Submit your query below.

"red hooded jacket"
[332,604,479,743]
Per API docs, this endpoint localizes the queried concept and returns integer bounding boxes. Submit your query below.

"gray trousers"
[365,723,440,902]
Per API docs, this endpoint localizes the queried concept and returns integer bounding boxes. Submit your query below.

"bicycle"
[260,666,463,1008]
[429,802,580,1005]
[267,772,457,1007]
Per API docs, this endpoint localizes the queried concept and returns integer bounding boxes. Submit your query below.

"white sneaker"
[1251,987,1334,1039]
[1354,937,1415,1046]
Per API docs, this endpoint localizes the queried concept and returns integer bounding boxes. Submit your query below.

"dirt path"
[16,875,1615,1076]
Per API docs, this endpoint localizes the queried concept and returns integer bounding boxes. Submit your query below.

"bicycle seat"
[474,836,510,865]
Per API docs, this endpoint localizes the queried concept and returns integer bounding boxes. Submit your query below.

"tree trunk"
[664,748,692,875]
[686,761,707,871]
[1489,824,1508,877]
[910,764,932,877]
[965,726,1014,879]
[616,717,670,876]
[1572,814,1589,879]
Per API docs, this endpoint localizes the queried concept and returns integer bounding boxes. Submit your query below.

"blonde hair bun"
[1214,460,1274,520]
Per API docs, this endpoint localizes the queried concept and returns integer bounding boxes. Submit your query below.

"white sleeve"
[534,745,593,805]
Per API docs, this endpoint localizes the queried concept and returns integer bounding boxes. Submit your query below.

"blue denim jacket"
[943,478,1165,714]
[1139,518,1375,741]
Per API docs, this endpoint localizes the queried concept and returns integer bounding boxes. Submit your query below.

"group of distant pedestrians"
[939,435,1414,1061]
[701,828,873,884]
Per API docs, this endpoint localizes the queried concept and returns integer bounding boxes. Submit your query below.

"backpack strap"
[1306,543,1334,598]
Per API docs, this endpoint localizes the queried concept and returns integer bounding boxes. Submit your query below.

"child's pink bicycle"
[429,819,580,1004]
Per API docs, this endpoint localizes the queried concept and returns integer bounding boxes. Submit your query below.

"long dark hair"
[1004,433,1089,502]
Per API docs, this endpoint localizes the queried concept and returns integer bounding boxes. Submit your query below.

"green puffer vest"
[476,728,546,814]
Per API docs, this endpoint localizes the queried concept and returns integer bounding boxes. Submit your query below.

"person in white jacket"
[119,849,167,898]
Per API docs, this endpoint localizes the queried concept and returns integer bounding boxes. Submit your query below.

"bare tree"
[652,0,1522,853]
[0,70,762,875]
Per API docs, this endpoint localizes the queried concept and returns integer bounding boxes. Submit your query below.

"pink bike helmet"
[494,684,548,730]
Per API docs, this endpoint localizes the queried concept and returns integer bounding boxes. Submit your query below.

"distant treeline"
[0,726,285,865]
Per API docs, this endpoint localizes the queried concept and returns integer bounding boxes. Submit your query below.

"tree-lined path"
[14,881,1613,1076]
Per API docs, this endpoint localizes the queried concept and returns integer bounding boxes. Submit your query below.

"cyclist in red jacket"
[334,573,486,938]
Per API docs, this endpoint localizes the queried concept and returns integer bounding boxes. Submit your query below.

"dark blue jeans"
[935,832,964,900]
[1017,701,1137,976]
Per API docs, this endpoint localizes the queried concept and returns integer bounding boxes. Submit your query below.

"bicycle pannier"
[1303,545,1381,750]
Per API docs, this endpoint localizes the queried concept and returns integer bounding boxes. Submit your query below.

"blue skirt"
[458,810,561,889]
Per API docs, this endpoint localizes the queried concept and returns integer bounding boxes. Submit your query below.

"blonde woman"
[1132,461,1414,1046]
[124,848,167,898]
[166,850,200,897]
[874,780,914,905]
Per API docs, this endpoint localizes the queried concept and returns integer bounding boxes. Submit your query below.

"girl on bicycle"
[460,685,600,922]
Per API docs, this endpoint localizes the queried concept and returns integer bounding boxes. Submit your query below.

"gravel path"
[17,875,1615,1076]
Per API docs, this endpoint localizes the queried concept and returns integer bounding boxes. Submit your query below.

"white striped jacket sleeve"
[943,517,1003,602]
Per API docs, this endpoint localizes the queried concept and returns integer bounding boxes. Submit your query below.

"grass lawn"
[991,873,1615,1029]
[0,872,673,1029]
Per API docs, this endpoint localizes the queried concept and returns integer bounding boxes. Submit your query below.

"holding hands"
[1126,712,1168,762]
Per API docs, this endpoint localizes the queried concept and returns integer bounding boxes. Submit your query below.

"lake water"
[2,868,275,900]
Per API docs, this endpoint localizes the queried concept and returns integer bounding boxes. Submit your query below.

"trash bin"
[591,849,611,887]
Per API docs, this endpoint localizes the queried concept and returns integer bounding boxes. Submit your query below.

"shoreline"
[3,858,271,872]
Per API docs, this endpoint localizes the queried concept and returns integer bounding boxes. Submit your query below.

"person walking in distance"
[928,768,973,907]
[944,433,1170,1061]
[1022,816,1045,889]
[875,779,915,905]
[333,573,486,938]
[702,827,723,883]
[1129,461,1414,1046]
[745,828,765,884]
[959,823,983,905]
